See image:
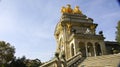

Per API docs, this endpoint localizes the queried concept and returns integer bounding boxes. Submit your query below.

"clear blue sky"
[0,0,120,62]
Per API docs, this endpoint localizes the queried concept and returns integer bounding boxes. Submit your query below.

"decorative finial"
[73,6,82,14]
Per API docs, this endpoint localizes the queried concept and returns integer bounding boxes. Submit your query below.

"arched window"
[78,42,86,57]
[71,44,75,56]
[95,43,102,56]
[87,42,94,56]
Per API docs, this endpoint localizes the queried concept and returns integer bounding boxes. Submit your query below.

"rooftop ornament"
[61,4,82,14]
[73,6,82,14]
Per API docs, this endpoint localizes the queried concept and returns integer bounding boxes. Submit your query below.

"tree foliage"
[9,56,26,67]
[25,58,41,67]
[9,56,42,67]
[0,41,15,65]
[116,21,120,44]
[0,41,42,67]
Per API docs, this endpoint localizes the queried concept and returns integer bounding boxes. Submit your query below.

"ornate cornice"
[68,34,105,42]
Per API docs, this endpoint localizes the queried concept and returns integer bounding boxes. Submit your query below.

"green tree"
[0,41,15,66]
[116,21,120,44]
[9,56,42,67]
[9,56,26,67]
[25,58,41,67]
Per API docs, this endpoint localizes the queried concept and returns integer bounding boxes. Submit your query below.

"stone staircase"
[78,54,120,67]
[67,53,86,67]
[68,57,86,67]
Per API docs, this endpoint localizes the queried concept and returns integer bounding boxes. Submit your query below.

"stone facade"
[40,5,120,67]
[54,13,107,60]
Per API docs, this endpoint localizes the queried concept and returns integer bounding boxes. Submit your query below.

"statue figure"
[90,25,95,30]
[90,25,96,34]
[61,4,83,14]
[61,4,73,13]
[61,6,66,13]
[73,6,82,14]
[67,23,71,33]
[65,4,73,13]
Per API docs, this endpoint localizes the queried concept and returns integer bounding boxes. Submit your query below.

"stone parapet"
[60,13,93,23]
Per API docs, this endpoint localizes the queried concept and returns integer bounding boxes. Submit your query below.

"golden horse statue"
[61,4,82,14]
[73,6,82,14]
[61,4,73,13]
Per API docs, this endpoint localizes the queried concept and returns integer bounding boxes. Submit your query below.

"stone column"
[93,44,96,57]
[73,44,76,56]
[63,25,68,59]
[85,44,88,57]
[70,44,74,57]
[99,42,106,55]
[74,39,77,55]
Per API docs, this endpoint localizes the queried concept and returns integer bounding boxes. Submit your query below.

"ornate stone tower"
[54,4,106,60]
